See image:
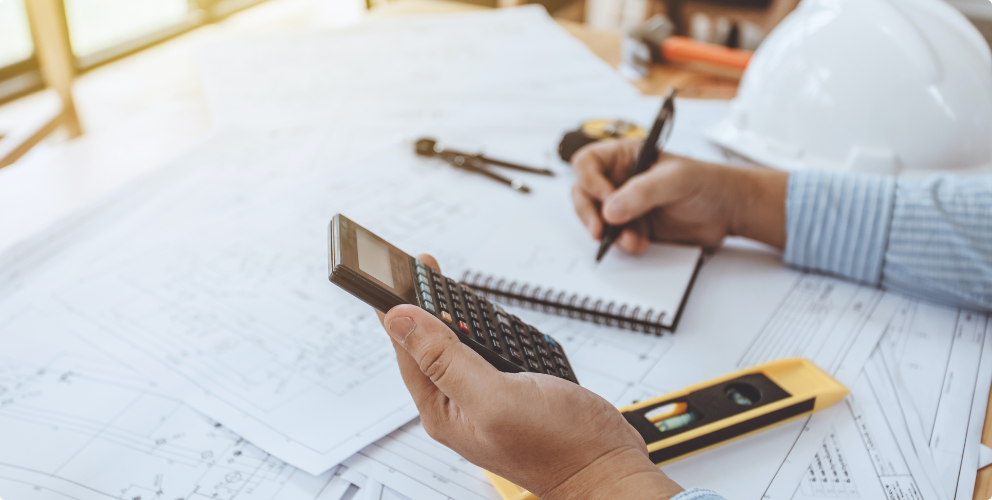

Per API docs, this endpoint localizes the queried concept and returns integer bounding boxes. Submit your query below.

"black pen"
[596,88,678,262]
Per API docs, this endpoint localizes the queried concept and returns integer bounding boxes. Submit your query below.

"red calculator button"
[458,321,470,333]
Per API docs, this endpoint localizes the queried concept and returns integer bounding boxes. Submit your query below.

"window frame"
[0,0,270,105]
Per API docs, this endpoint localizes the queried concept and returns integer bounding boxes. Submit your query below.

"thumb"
[384,303,502,413]
[601,161,692,225]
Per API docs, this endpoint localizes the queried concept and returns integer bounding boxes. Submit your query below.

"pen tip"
[595,247,607,262]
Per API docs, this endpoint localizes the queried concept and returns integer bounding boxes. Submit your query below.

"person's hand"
[571,139,789,252]
[376,255,683,500]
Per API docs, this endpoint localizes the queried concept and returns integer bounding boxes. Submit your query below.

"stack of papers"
[0,7,988,500]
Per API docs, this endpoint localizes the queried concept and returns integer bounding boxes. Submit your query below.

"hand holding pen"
[595,88,677,262]
[570,88,790,255]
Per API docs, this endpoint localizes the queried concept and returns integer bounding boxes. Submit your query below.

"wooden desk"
[0,0,988,496]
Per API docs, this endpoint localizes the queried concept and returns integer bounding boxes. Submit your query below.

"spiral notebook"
[460,220,704,334]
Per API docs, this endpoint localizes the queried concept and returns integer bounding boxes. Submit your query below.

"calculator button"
[536,344,549,357]
[418,275,428,284]
[523,346,536,358]
[544,367,557,376]
[441,311,452,323]
[526,358,542,372]
[455,309,465,320]
[419,283,430,293]
[421,291,433,304]
[423,302,436,313]
[457,321,470,333]
[507,347,524,364]
[540,356,554,368]
[489,337,502,352]
[471,320,481,331]
[554,355,567,367]
[549,343,564,356]
[558,367,572,379]
[503,334,518,349]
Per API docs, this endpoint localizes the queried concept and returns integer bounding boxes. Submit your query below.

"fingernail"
[388,316,416,343]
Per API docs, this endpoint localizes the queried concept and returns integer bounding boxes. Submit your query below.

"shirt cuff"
[670,488,727,500]
[783,170,896,285]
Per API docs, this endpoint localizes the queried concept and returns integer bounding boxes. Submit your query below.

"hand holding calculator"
[327,214,578,384]
[328,215,688,500]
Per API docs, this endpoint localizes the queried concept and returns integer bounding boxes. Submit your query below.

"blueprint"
[196,7,640,130]
[44,150,499,475]
[0,305,361,500]
[762,301,992,500]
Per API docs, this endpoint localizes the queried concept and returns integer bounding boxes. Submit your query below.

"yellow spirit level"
[485,358,849,500]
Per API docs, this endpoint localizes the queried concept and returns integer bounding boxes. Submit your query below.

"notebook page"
[464,183,703,329]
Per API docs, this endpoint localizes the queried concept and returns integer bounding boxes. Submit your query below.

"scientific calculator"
[327,214,579,384]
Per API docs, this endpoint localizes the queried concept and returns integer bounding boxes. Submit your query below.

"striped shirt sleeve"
[783,170,896,285]
[882,175,992,310]
[783,170,992,312]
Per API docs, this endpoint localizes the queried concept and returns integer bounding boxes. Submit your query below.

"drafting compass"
[415,138,554,193]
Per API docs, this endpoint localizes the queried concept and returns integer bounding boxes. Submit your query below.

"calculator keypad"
[411,260,577,384]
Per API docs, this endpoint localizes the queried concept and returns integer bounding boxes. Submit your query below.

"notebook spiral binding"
[460,271,667,335]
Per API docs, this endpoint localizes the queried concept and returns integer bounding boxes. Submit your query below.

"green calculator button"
[424,301,436,313]
[419,282,430,293]
[417,275,428,284]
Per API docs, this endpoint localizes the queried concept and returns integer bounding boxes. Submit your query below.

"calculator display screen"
[333,214,417,306]
[356,227,395,288]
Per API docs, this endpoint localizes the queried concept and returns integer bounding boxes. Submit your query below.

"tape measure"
[485,358,849,500]
[558,119,647,162]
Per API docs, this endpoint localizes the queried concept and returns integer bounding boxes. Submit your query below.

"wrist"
[730,168,789,249]
[542,447,683,500]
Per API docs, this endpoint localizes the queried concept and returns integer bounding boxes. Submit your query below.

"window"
[0,0,270,104]
[0,0,34,68]
[64,0,192,59]
[0,0,42,101]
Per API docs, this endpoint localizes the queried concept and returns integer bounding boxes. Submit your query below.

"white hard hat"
[707,0,992,175]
